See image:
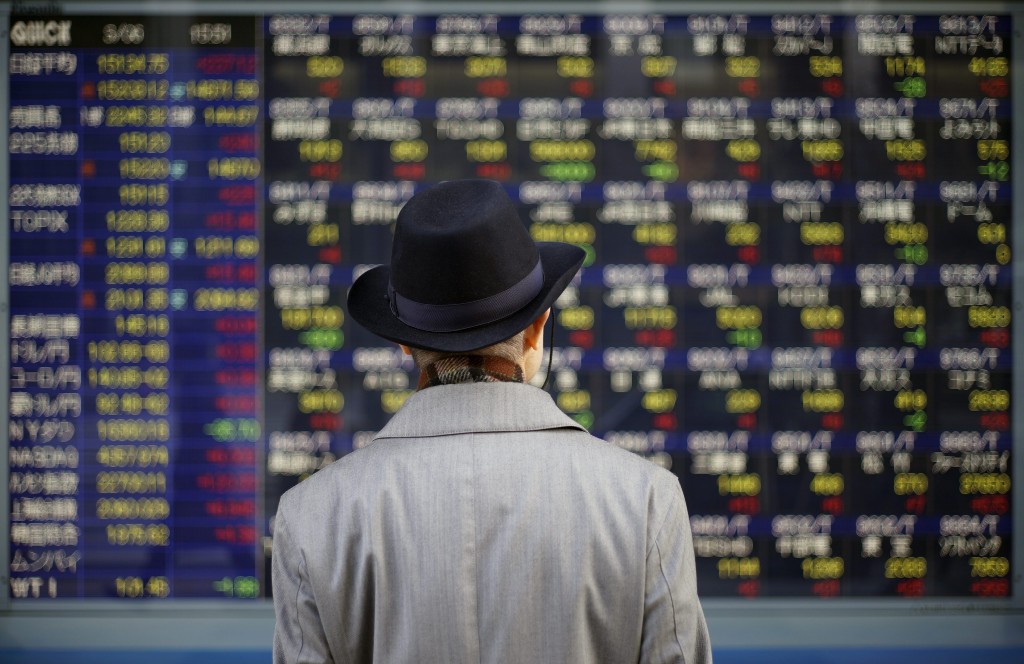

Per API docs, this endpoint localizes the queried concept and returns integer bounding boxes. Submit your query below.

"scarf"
[417,354,524,390]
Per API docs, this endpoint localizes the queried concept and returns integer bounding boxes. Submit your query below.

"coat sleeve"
[272,499,335,664]
[640,475,713,664]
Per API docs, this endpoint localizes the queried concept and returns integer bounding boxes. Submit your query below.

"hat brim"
[347,242,586,352]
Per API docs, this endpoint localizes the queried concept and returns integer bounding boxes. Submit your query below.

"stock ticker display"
[6,12,1014,600]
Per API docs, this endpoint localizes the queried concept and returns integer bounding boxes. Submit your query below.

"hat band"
[388,260,544,333]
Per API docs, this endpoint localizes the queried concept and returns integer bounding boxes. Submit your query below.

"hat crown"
[390,180,539,306]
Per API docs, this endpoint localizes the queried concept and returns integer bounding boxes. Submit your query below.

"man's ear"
[399,344,412,356]
[524,309,550,351]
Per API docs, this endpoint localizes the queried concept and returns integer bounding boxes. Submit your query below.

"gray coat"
[273,382,711,663]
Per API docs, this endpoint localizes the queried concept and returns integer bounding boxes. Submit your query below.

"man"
[273,179,711,663]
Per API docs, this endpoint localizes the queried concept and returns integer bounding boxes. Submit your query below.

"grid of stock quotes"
[5,12,1014,599]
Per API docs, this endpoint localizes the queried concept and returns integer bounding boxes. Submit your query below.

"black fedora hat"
[347,179,585,352]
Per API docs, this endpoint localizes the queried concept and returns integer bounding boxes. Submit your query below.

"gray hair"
[408,331,525,369]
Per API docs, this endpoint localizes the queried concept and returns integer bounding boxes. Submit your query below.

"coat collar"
[373,382,586,440]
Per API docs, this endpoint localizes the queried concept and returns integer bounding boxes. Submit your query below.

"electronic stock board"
[4,6,1017,602]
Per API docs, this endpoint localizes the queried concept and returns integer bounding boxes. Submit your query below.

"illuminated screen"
[5,11,1013,600]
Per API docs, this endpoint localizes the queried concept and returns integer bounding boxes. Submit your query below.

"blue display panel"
[6,11,1014,600]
